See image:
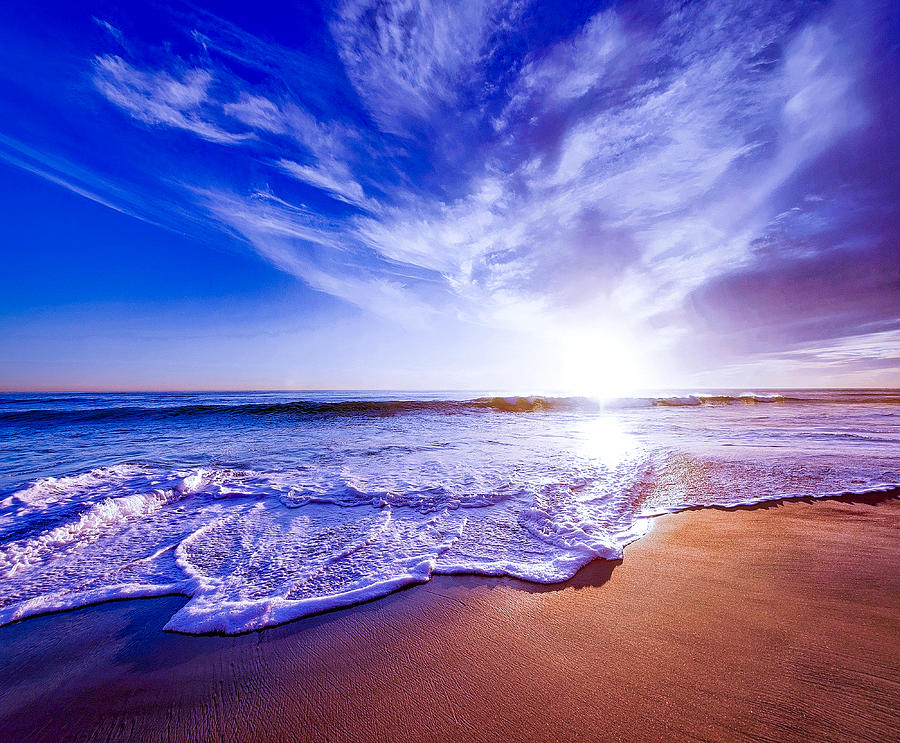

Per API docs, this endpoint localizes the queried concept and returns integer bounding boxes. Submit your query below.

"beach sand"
[1,494,897,742]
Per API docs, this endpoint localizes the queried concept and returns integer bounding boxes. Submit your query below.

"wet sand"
[1,495,898,743]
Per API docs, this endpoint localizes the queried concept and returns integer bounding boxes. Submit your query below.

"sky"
[0,0,897,392]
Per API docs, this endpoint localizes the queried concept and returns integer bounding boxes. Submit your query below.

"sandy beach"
[1,493,897,743]
[4,0,899,739]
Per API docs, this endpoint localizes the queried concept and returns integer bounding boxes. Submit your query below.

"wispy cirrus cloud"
[326,0,883,342]
[330,0,520,134]
[277,159,368,208]
[195,187,439,322]
[0,133,158,224]
[7,0,896,382]
[92,55,253,144]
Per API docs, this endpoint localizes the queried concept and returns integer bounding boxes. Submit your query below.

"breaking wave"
[0,396,597,422]
[2,390,898,423]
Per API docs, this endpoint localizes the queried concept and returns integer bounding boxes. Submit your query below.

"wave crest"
[0,396,599,422]
[3,390,898,423]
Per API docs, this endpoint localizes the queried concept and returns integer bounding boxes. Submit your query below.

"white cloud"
[221,93,286,134]
[222,94,353,160]
[0,133,162,225]
[96,56,370,208]
[518,9,632,105]
[93,18,124,45]
[93,55,252,144]
[277,159,368,207]
[81,0,882,376]
[330,0,517,133]
[329,0,870,351]
[196,188,435,324]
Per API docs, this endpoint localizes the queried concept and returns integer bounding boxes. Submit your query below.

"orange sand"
[1,495,897,742]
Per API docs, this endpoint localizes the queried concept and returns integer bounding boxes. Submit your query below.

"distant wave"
[0,396,598,422]
[651,393,799,406]
[610,390,900,408]
[1,390,898,422]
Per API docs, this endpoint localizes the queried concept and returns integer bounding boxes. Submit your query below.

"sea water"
[0,390,896,633]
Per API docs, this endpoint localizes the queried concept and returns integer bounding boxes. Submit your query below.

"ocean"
[0,390,897,634]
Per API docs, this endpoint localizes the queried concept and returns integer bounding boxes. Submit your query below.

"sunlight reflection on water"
[576,415,643,468]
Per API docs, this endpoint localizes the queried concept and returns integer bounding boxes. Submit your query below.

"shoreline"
[2,487,896,638]
[1,496,898,742]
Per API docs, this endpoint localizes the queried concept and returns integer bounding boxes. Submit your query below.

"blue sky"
[0,0,897,391]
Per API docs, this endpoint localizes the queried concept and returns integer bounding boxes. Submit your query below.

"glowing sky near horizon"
[0,0,897,391]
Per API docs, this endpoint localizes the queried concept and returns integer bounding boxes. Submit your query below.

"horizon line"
[1,386,897,394]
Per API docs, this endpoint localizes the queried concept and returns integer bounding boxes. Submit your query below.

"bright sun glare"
[576,416,642,468]
[554,329,646,399]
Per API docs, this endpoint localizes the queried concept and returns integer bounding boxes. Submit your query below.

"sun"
[554,328,646,399]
